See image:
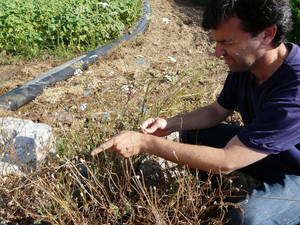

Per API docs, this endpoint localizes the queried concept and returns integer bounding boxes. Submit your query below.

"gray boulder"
[0,117,56,176]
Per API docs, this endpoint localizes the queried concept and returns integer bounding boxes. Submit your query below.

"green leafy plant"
[290,0,300,45]
[0,0,142,58]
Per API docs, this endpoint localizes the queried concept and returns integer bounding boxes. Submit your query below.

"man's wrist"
[140,133,153,154]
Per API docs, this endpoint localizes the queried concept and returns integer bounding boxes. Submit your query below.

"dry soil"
[0,0,229,127]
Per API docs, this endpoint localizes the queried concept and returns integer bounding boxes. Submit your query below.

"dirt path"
[0,0,228,127]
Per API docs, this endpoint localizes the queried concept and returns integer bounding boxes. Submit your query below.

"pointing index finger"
[91,138,114,156]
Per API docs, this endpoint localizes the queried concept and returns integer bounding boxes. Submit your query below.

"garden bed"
[0,0,235,224]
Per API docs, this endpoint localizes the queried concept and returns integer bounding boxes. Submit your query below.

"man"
[92,0,300,224]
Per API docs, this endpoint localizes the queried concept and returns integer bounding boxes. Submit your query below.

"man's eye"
[217,41,231,45]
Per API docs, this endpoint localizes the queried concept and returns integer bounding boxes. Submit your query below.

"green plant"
[0,0,142,58]
[290,0,300,45]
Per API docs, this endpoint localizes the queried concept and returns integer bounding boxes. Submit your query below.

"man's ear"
[261,24,277,45]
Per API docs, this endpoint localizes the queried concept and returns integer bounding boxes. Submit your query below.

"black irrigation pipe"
[0,0,150,111]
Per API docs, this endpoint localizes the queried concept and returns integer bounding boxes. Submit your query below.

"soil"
[0,0,229,127]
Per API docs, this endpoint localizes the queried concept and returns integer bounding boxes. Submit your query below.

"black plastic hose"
[0,0,150,111]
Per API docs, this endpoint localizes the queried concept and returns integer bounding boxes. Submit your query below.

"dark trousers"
[179,124,300,225]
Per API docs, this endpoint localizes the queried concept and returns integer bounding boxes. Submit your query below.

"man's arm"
[91,101,267,174]
[92,131,268,174]
[142,134,268,174]
[141,101,233,136]
[168,100,233,131]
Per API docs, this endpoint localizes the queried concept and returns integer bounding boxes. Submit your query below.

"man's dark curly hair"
[202,0,293,46]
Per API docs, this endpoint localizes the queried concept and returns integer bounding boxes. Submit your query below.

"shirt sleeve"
[237,91,300,154]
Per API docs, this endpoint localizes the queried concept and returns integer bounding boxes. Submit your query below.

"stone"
[138,159,166,187]
[138,155,179,187]
[164,131,180,142]
[0,117,56,176]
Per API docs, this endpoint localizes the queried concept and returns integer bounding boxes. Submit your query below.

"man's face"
[211,17,265,72]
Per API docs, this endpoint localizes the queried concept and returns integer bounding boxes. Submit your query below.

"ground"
[0,1,236,223]
[0,0,230,132]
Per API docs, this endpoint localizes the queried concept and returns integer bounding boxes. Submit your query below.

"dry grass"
[0,156,235,224]
[0,64,243,224]
[0,1,246,223]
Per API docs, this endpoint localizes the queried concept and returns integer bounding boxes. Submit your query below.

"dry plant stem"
[0,0,235,223]
[129,159,166,225]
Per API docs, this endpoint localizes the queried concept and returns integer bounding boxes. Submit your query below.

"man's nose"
[215,43,225,58]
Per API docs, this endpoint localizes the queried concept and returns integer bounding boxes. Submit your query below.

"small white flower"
[84,90,92,96]
[121,85,130,91]
[168,56,177,63]
[106,71,114,76]
[102,113,111,121]
[140,106,147,113]
[80,103,87,111]
[162,17,170,24]
[164,75,172,82]
[98,2,110,7]
[110,11,118,16]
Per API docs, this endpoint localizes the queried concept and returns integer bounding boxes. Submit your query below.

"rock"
[167,56,177,63]
[53,111,75,123]
[0,117,56,176]
[135,55,147,67]
[138,156,179,187]
[138,159,166,187]
[164,131,180,142]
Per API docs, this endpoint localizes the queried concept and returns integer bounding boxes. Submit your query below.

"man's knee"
[224,206,244,225]
[225,205,263,225]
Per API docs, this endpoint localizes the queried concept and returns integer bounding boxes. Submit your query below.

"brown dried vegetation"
[0,0,243,224]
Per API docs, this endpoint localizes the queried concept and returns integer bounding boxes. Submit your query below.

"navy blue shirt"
[218,43,300,171]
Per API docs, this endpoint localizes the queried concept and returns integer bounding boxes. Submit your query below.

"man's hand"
[141,117,172,137]
[91,131,145,158]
